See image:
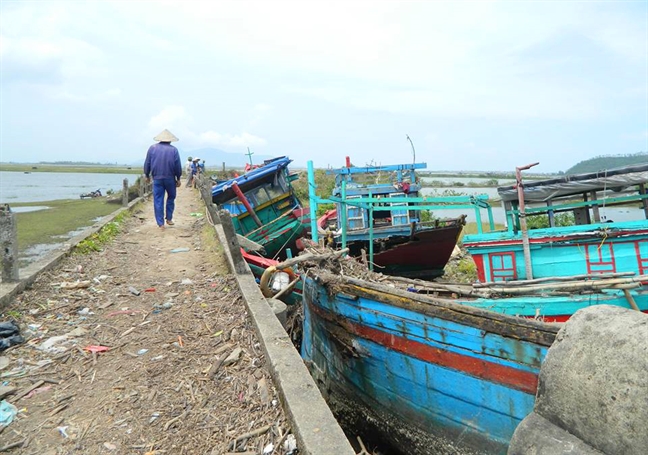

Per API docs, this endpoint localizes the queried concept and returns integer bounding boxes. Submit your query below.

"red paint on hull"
[372,225,462,269]
[311,303,539,394]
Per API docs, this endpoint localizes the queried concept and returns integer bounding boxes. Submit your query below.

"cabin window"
[345,196,365,230]
[247,187,271,206]
[389,192,410,226]
[585,243,616,274]
[489,252,517,281]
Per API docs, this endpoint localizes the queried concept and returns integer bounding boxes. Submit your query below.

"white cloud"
[147,107,267,149]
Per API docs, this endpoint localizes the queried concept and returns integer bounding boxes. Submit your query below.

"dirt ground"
[0,187,295,454]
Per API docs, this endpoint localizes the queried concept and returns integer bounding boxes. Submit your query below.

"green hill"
[566,153,647,175]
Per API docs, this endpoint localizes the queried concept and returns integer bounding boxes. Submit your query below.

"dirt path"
[0,187,293,454]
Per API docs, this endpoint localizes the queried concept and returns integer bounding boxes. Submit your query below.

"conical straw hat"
[153,129,179,142]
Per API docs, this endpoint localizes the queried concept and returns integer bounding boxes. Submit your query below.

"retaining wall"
[198,184,356,455]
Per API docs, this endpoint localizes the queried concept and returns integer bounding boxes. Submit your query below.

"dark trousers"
[152,178,177,226]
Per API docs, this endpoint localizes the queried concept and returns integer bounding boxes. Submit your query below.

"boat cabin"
[463,164,648,283]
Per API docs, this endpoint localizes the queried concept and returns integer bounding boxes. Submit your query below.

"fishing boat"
[300,260,559,455]
[310,158,480,279]
[460,163,648,319]
[211,156,309,302]
[297,161,648,454]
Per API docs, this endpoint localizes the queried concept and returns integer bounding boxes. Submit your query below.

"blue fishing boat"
[211,156,309,259]
[461,163,648,320]
[297,161,648,454]
[301,268,559,455]
[211,157,309,303]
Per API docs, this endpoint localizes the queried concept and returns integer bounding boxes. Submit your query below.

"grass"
[13,198,124,253]
[76,213,125,254]
[200,214,230,276]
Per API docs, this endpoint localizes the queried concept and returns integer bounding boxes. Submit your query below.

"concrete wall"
[509,305,648,455]
[198,183,355,455]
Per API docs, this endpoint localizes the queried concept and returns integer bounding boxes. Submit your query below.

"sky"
[1,1,647,172]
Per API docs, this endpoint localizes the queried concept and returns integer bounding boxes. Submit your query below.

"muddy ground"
[0,188,295,454]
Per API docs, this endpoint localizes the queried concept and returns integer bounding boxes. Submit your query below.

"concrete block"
[510,305,648,455]
[267,298,288,328]
[509,412,604,455]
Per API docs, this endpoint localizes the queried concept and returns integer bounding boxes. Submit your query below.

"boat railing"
[307,161,495,270]
[504,190,648,232]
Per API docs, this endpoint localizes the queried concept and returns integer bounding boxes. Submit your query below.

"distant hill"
[566,152,648,175]
[131,148,274,168]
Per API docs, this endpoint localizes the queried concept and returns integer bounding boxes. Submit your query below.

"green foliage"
[292,169,336,211]
[566,152,648,175]
[443,256,478,283]
[526,212,575,229]
[76,213,126,254]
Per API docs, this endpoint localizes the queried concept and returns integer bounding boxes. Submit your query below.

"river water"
[0,171,139,206]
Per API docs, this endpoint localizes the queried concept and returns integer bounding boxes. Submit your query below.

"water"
[0,171,139,204]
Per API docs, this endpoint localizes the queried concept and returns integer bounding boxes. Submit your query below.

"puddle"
[19,243,64,267]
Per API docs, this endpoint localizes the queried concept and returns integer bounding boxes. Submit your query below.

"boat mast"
[516,162,539,280]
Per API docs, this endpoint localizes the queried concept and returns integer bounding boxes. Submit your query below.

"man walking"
[144,129,183,228]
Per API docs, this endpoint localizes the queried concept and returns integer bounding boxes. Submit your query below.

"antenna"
[406,135,416,164]
[245,147,254,165]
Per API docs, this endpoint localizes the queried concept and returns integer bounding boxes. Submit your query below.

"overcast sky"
[1,1,646,172]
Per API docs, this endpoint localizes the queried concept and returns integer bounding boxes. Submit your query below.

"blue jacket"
[144,143,182,180]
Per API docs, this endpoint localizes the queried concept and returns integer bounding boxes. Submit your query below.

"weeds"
[76,212,126,254]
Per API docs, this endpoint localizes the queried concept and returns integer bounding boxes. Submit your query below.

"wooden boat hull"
[320,210,465,279]
[302,273,558,454]
[367,223,463,279]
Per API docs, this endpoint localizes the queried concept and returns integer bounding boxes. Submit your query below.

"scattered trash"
[66,327,87,337]
[189,212,203,217]
[149,412,160,424]
[84,345,110,354]
[150,355,165,362]
[170,248,190,253]
[181,279,193,285]
[284,434,297,454]
[57,425,69,438]
[128,286,141,296]
[0,400,18,427]
[58,281,91,289]
[24,385,52,399]
[153,302,173,310]
[78,307,94,316]
[144,288,156,292]
[38,335,70,353]
[263,443,274,454]
[0,323,24,352]
[137,349,149,356]
[223,347,243,366]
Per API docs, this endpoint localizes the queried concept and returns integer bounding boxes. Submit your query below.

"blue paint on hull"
[302,276,556,455]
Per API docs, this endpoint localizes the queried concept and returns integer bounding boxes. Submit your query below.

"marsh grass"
[14,198,122,253]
